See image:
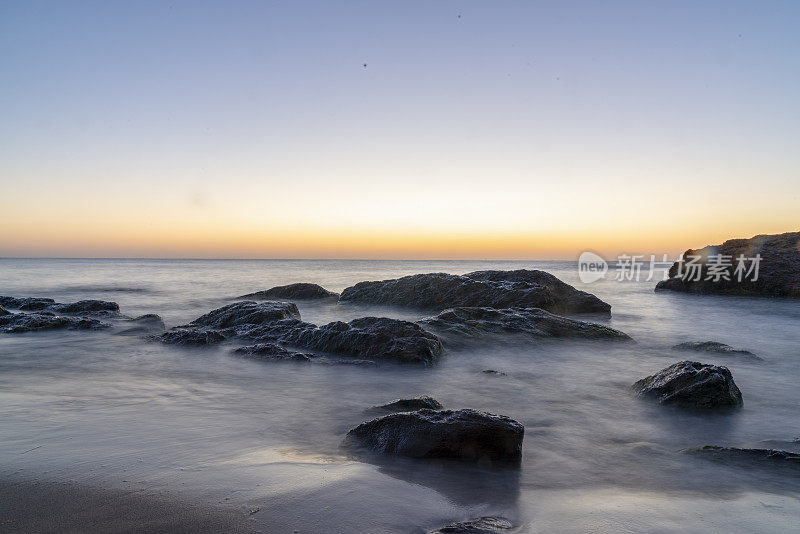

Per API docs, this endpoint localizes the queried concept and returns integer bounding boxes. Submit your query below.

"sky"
[1,1,798,259]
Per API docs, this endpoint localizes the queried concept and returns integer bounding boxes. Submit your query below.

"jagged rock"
[238,283,338,300]
[0,305,10,316]
[339,270,610,314]
[632,361,743,409]
[233,343,315,362]
[189,301,300,329]
[231,316,443,364]
[420,307,630,341]
[0,312,110,333]
[673,341,762,361]
[0,296,56,311]
[157,329,226,346]
[48,299,120,314]
[656,231,800,297]
[369,396,443,413]
[429,516,514,534]
[684,445,800,468]
[345,409,524,464]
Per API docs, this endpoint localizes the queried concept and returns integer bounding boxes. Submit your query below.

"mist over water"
[1,259,799,533]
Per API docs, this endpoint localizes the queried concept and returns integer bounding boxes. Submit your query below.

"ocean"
[1,258,799,533]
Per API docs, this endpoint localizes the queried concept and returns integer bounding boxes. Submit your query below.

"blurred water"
[1,259,799,533]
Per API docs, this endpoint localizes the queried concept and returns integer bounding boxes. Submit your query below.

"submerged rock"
[482,369,507,376]
[116,314,166,335]
[370,396,443,413]
[157,329,226,346]
[684,445,800,469]
[339,270,611,315]
[189,301,300,329]
[420,307,630,341]
[233,343,315,362]
[656,231,800,297]
[632,361,743,409]
[0,312,110,333]
[345,409,524,464]
[673,341,762,361]
[429,516,514,534]
[238,282,338,300]
[48,299,120,314]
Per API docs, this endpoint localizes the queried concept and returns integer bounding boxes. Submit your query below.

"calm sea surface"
[1,259,799,532]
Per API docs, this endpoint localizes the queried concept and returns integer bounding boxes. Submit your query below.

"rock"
[116,314,166,335]
[345,409,524,464]
[420,307,630,341]
[370,396,443,413]
[231,316,443,365]
[0,305,10,316]
[0,312,110,333]
[238,283,338,300]
[157,329,226,345]
[48,300,120,314]
[0,296,56,311]
[276,317,443,365]
[339,270,611,314]
[673,341,762,361]
[189,301,300,329]
[632,361,743,409]
[656,231,800,297]
[684,445,800,468]
[233,343,315,362]
[429,516,514,534]
[482,369,506,376]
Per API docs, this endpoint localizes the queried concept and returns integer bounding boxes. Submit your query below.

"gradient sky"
[1,1,798,259]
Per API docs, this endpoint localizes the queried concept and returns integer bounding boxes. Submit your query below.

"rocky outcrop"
[0,296,55,311]
[238,283,338,300]
[157,329,227,345]
[673,341,762,361]
[339,270,611,314]
[0,296,120,315]
[429,516,514,534]
[0,312,110,333]
[189,301,300,329]
[233,343,314,362]
[369,396,443,413]
[49,300,120,314]
[231,317,443,365]
[345,409,524,464]
[420,307,630,341]
[0,305,10,317]
[632,361,743,409]
[656,231,800,297]
[684,445,800,468]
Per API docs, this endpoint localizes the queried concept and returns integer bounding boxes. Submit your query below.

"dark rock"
[673,341,762,361]
[632,361,743,409]
[0,305,10,316]
[49,299,120,314]
[0,312,110,333]
[238,282,338,300]
[339,270,610,314]
[0,296,56,311]
[482,369,506,376]
[429,516,514,534]
[420,307,630,341]
[276,317,443,364]
[157,329,226,346]
[656,231,800,297]
[231,316,443,364]
[684,445,800,469]
[233,343,315,362]
[189,301,300,329]
[345,409,524,464]
[370,396,443,413]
